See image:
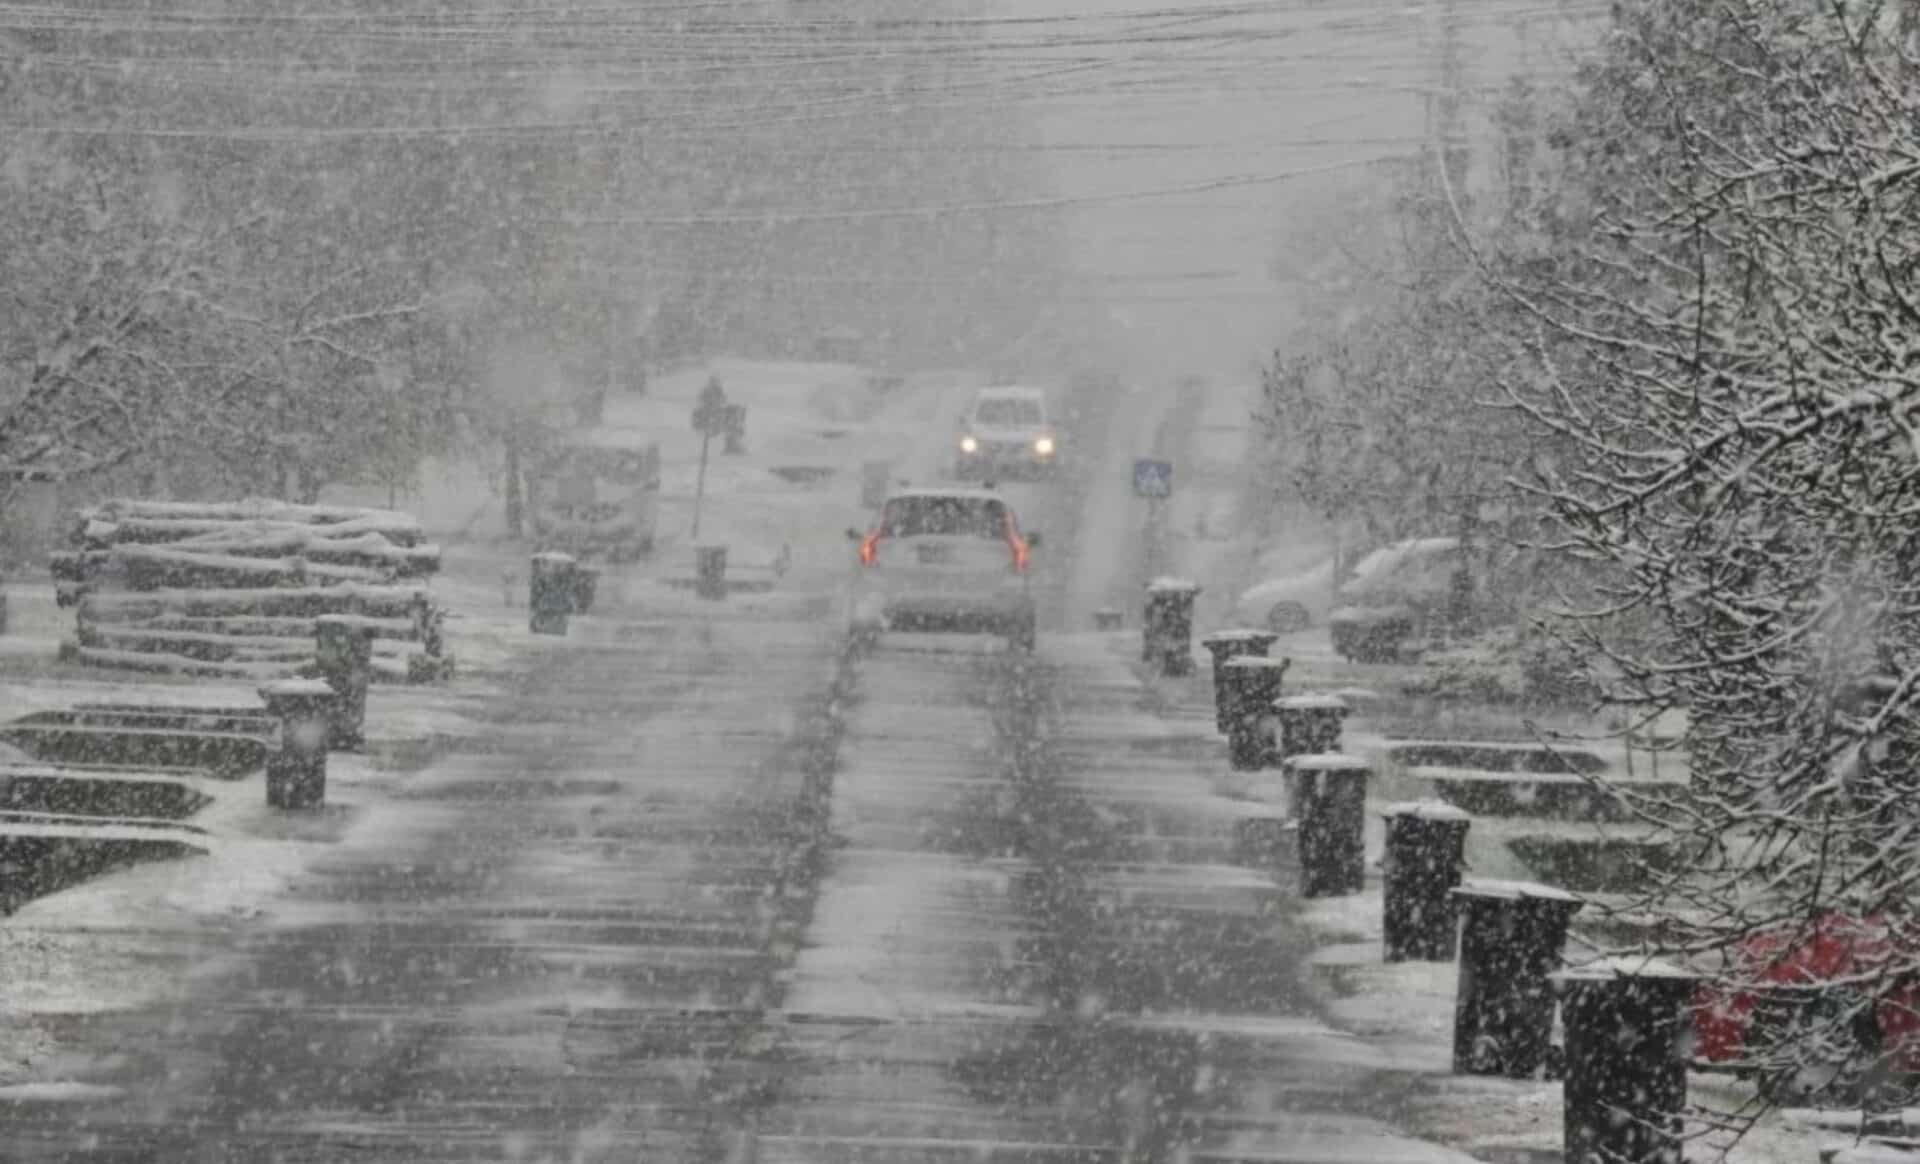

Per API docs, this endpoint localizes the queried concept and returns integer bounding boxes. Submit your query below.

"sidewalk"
[1123,631,1861,1164]
[1034,629,1482,1161]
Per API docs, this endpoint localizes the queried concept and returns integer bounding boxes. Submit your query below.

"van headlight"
[1034,436,1055,456]
[960,435,978,453]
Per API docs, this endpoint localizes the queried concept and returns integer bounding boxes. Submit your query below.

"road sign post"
[1133,459,1173,576]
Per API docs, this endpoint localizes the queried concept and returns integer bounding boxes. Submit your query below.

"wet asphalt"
[0,610,1452,1163]
[0,379,1459,1163]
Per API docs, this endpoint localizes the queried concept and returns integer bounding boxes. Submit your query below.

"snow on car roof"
[884,486,1006,502]
[1350,535,1461,573]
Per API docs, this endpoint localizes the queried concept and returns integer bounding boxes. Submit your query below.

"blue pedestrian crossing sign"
[1133,459,1174,498]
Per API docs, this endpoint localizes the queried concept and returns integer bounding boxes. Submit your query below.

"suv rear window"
[882,496,1009,539]
[974,398,1044,426]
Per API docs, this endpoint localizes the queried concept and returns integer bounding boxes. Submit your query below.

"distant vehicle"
[1234,553,1340,633]
[527,432,661,565]
[1234,537,1459,637]
[847,486,1041,648]
[1326,537,1468,662]
[954,387,1059,480]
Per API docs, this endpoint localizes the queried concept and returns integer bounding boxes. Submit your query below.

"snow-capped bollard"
[529,552,577,635]
[1553,958,1698,1164]
[696,544,728,601]
[722,403,747,454]
[1285,753,1371,897]
[1142,577,1201,676]
[259,679,334,810]
[1201,629,1281,733]
[571,564,600,615]
[1222,656,1290,769]
[1381,801,1472,962]
[1450,878,1584,1078]
[1276,693,1349,761]
[313,614,375,750]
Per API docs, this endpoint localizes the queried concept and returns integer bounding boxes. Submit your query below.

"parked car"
[1233,553,1339,633]
[1327,536,1467,662]
[954,386,1059,480]
[1692,911,1920,1104]
[847,486,1041,648]
[1234,536,1466,641]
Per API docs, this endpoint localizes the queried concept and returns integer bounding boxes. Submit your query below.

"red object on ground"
[1692,912,1920,1071]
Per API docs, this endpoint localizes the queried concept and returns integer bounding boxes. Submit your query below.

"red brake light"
[858,531,881,566]
[1002,512,1028,572]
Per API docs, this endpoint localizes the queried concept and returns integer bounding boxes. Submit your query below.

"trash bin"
[530,552,576,635]
[1285,753,1371,897]
[1222,656,1290,770]
[1275,693,1350,760]
[1143,577,1201,676]
[1451,878,1585,1077]
[1553,958,1697,1164]
[1381,801,1472,961]
[1200,629,1281,733]
[314,614,375,750]
[722,403,747,454]
[258,679,334,810]
[696,545,728,601]
[571,564,601,614]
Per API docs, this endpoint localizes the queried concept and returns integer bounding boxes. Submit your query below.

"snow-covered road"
[0,364,1487,1164]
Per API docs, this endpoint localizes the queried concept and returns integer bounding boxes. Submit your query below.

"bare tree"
[1489,0,1920,1122]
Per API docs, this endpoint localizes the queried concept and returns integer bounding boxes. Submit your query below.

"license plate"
[916,544,953,565]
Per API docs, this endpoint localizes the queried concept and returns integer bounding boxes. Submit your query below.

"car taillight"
[1002,514,1028,572]
[859,531,881,566]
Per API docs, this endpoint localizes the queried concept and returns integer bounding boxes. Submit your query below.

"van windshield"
[974,398,1044,426]
[882,496,1009,539]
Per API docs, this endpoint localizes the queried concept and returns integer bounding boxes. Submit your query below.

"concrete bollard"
[1200,629,1280,733]
[313,615,375,750]
[411,591,446,660]
[1450,878,1584,1078]
[1553,959,1697,1164]
[696,545,728,601]
[1381,801,1472,962]
[1222,656,1290,770]
[259,679,334,810]
[1142,577,1201,676]
[530,552,577,635]
[1276,693,1350,761]
[1285,753,1371,897]
[722,403,747,454]
[571,564,601,615]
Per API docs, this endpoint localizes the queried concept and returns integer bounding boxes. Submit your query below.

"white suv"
[955,386,1058,480]
[848,487,1040,647]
